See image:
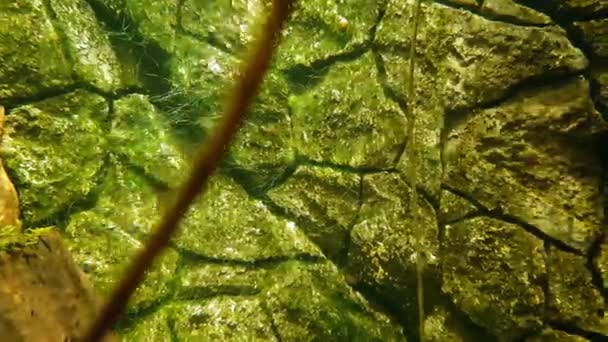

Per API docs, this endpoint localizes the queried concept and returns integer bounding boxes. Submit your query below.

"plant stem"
[81,1,295,341]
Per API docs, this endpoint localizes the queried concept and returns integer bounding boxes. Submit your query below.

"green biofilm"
[82,1,296,341]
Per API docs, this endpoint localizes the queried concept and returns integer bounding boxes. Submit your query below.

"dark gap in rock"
[432,287,500,342]
[437,221,447,254]
[440,184,585,256]
[454,73,585,114]
[546,320,608,340]
[348,282,411,340]
[100,97,114,133]
[110,153,172,193]
[264,303,284,342]
[177,25,235,55]
[397,173,441,211]
[589,69,608,120]
[541,240,554,314]
[440,185,486,211]
[368,0,388,42]
[441,209,484,226]
[433,0,480,13]
[219,155,298,198]
[282,44,369,94]
[337,175,364,268]
[261,191,350,264]
[175,0,186,38]
[435,0,550,27]
[1,84,81,111]
[490,210,583,256]
[295,154,399,175]
[587,231,608,301]
[516,1,608,22]
[85,0,173,96]
[371,46,410,119]
[372,43,410,166]
[443,107,476,141]
[167,317,179,342]
[174,244,324,268]
[41,0,79,82]
[175,285,260,301]
[114,295,172,331]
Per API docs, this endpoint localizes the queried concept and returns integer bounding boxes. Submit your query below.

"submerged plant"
[405,0,425,341]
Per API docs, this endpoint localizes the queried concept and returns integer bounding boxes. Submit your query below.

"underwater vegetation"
[0,0,607,341]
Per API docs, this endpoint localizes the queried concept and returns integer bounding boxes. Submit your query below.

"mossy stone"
[1,90,109,226]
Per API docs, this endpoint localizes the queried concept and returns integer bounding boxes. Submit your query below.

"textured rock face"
[0,1,73,100]
[1,91,109,226]
[442,217,547,340]
[0,0,607,341]
[444,77,606,253]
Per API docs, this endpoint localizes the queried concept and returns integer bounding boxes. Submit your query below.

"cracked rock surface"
[0,0,607,341]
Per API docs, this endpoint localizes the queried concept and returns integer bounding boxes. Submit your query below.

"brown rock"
[0,229,117,342]
[0,105,20,230]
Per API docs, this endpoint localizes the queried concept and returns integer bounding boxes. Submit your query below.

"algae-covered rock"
[174,175,321,260]
[545,246,608,334]
[170,298,277,341]
[92,156,166,238]
[592,68,608,117]
[480,0,552,25]
[438,189,478,224]
[64,210,180,310]
[595,240,608,292]
[290,52,407,169]
[560,0,608,17]
[443,78,607,253]
[422,305,494,342]
[110,94,187,188]
[163,35,237,135]
[376,0,588,111]
[122,0,179,52]
[525,328,589,342]
[1,90,109,226]
[396,104,444,200]
[445,0,478,6]
[176,263,267,295]
[122,260,406,341]
[276,0,378,69]
[180,0,269,53]
[0,1,74,100]
[267,165,361,262]
[574,19,608,58]
[591,68,608,115]
[442,217,546,341]
[262,260,407,341]
[49,0,125,92]
[62,157,180,310]
[346,172,438,317]
[119,305,173,342]
[424,307,466,342]
[227,69,295,189]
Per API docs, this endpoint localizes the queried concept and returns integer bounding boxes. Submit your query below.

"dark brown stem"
[82,1,295,341]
